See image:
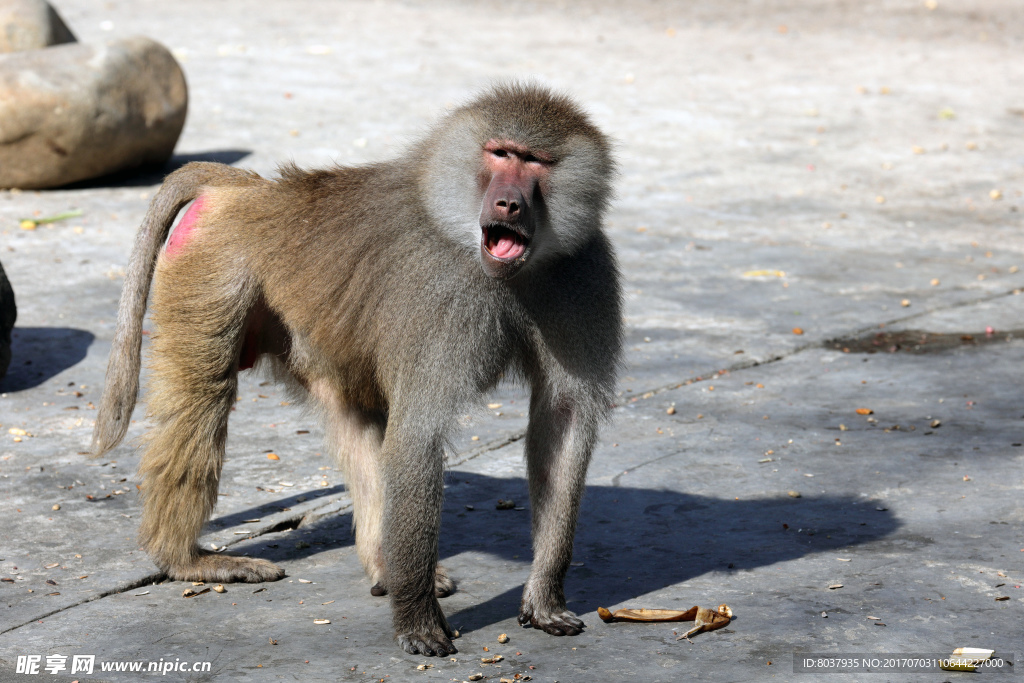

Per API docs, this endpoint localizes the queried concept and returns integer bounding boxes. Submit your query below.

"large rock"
[0,260,14,381]
[0,0,75,53]
[0,36,187,189]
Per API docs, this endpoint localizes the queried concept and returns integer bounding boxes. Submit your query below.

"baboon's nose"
[494,197,520,219]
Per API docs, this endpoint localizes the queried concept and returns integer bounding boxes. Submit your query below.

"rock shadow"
[225,471,899,633]
[59,150,252,189]
[0,326,94,391]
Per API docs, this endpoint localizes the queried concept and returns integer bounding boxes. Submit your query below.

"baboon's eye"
[491,149,509,158]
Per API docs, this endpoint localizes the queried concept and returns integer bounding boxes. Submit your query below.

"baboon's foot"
[371,564,456,598]
[432,564,456,597]
[518,604,585,636]
[518,582,585,636]
[165,552,286,583]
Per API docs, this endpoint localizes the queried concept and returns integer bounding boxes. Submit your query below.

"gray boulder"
[0,0,75,53]
[0,36,187,189]
[0,260,14,381]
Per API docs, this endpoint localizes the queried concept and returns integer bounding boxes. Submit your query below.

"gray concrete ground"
[1,0,1023,680]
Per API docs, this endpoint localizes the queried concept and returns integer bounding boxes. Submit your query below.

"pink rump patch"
[166,196,207,257]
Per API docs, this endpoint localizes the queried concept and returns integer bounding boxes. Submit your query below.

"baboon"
[93,83,621,656]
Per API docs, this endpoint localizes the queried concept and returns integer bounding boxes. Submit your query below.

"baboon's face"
[477,139,551,280]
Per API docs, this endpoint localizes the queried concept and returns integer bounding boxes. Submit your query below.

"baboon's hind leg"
[138,257,284,583]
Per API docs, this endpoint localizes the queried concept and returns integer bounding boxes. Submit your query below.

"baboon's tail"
[91,162,255,456]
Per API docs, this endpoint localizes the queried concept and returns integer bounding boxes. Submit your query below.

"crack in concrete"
[611,449,685,487]
[449,432,526,468]
[625,286,1022,402]
[0,571,163,636]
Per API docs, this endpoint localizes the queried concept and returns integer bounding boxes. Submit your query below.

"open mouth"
[482,224,529,261]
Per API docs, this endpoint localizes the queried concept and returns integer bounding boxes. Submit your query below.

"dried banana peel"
[597,607,698,623]
[676,605,733,641]
[597,604,733,640]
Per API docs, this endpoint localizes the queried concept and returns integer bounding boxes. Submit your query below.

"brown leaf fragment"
[269,638,278,645]
[995,596,1010,601]
[182,587,211,598]
[856,408,873,415]
[496,499,515,510]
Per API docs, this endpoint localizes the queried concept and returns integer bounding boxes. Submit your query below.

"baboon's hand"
[395,599,458,657]
[397,627,457,657]
[518,601,586,636]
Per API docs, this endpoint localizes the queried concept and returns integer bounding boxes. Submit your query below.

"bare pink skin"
[479,140,551,277]
[165,196,207,257]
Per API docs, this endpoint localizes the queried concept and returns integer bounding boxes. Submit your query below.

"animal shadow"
[228,471,899,633]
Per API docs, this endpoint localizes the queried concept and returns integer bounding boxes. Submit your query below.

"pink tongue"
[491,233,523,259]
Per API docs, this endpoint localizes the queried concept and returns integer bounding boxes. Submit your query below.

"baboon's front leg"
[379,425,456,657]
[319,388,455,598]
[518,385,600,636]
